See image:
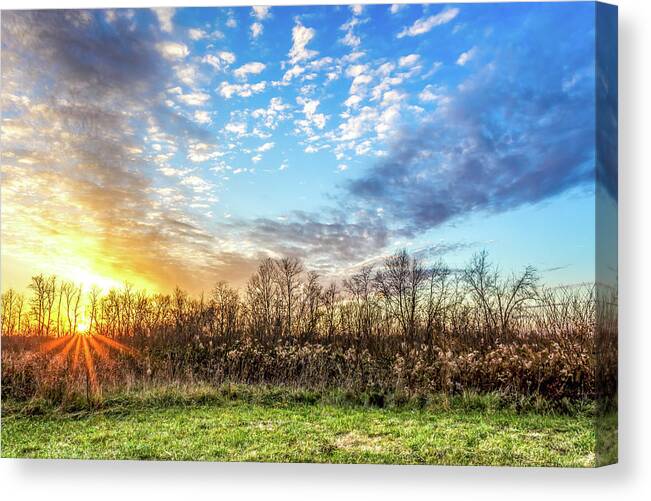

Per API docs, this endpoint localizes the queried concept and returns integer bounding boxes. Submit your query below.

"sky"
[1,3,611,294]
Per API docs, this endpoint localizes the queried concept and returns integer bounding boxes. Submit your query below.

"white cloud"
[225,122,247,136]
[456,47,477,66]
[297,97,327,131]
[203,51,237,71]
[355,140,372,155]
[341,30,361,48]
[157,42,189,60]
[375,105,401,138]
[194,110,212,124]
[218,81,267,99]
[338,164,349,171]
[226,17,237,28]
[346,64,368,78]
[152,7,175,33]
[377,62,396,76]
[251,97,290,129]
[202,54,222,70]
[313,115,326,129]
[423,61,444,78]
[298,97,319,117]
[177,91,210,107]
[344,94,363,109]
[350,5,364,16]
[342,51,365,64]
[219,51,236,65]
[251,22,263,38]
[233,62,266,79]
[289,22,318,64]
[381,90,405,106]
[282,64,305,83]
[252,127,272,139]
[252,6,271,20]
[308,57,334,71]
[340,16,363,48]
[390,4,405,15]
[257,142,275,152]
[397,7,459,38]
[350,74,373,96]
[419,84,447,103]
[160,166,190,177]
[188,28,206,40]
[398,54,420,67]
[369,76,400,102]
[181,174,213,193]
[359,72,390,101]
[188,142,222,162]
[176,65,198,87]
[337,106,378,141]
[251,154,263,163]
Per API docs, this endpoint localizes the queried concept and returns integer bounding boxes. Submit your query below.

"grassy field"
[1,387,595,466]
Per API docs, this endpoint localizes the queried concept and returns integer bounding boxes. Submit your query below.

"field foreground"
[1,388,595,466]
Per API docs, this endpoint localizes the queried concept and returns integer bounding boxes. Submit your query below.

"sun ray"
[31,330,138,398]
[54,336,78,363]
[94,334,138,357]
[46,335,77,369]
[40,335,73,354]
[87,335,110,362]
[81,337,98,390]
[70,336,83,372]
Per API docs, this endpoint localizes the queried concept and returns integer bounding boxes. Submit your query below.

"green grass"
[1,386,595,466]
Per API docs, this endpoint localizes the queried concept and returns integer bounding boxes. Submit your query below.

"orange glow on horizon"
[1,254,159,295]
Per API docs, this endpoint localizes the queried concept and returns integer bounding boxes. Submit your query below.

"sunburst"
[40,333,137,394]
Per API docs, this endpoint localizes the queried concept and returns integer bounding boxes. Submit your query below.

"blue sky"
[1,3,608,292]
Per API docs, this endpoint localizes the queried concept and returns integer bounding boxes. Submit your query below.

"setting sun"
[76,318,90,334]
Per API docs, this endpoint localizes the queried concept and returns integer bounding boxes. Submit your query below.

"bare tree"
[1,289,17,335]
[211,281,240,337]
[463,250,538,339]
[15,292,24,334]
[274,257,304,336]
[424,261,453,338]
[29,274,48,336]
[61,281,82,335]
[172,286,188,333]
[344,265,376,338]
[44,276,56,336]
[121,282,135,336]
[375,250,428,339]
[463,250,499,334]
[299,271,322,335]
[88,286,101,334]
[321,282,339,338]
[494,266,538,335]
[246,258,277,338]
[56,281,64,336]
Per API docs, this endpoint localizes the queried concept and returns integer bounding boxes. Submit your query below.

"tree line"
[1,250,588,347]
